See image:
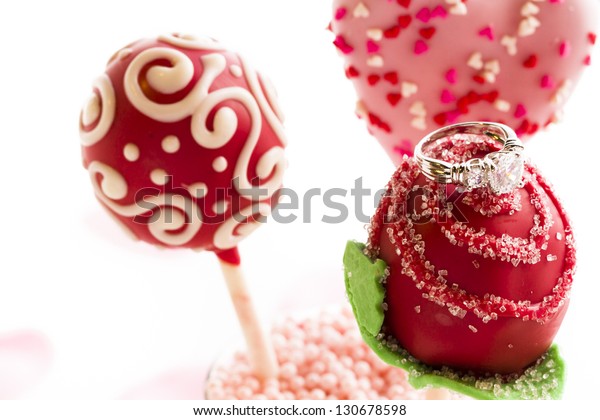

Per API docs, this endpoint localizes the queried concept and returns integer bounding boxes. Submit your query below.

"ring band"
[414,122,525,195]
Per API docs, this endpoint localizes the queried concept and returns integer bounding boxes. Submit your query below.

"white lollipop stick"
[219,259,279,380]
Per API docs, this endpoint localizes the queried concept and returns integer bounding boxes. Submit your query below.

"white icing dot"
[212,200,229,215]
[161,135,180,153]
[187,182,208,199]
[229,65,243,78]
[150,168,169,185]
[212,156,228,173]
[123,143,140,162]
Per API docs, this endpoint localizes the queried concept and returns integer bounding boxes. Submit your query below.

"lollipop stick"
[217,252,278,380]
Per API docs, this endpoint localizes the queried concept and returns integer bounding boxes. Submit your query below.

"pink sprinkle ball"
[206,307,452,400]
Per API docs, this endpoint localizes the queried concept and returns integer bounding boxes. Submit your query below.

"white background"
[0,0,598,400]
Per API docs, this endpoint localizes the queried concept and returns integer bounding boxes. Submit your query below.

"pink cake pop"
[79,33,286,379]
[330,0,598,162]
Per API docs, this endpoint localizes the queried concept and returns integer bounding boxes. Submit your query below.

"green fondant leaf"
[343,241,565,400]
[343,241,387,337]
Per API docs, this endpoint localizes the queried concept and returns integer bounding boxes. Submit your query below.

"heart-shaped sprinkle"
[384,72,399,84]
[367,40,380,53]
[387,93,403,106]
[441,89,455,104]
[419,27,436,40]
[479,25,495,41]
[384,25,401,38]
[541,74,555,89]
[354,2,370,18]
[416,7,431,22]
[559,41,571,57]
[335,7,347,21]
[398,15,412,28]
[414,39,429,54]
[368,74,380,85]
[397,0,411,9]
[523,54,538,68]
[515,103,528,118]
[445,68,458,84]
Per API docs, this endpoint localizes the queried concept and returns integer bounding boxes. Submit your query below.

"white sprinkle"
[366,55,384,67]
[401,81,418,98]
[409,101,426,117]
[481,70,496,84]
[187,182,207,199]
[123,143,140,162]
[467,52,484,70]
[508,344,514,349]
[212,200,229,215]
[501,35,518,56]
[472,260,480,269]
[468,325,478,333]
[353,2,370,18]
[150,168,168,185]
[449,2,467,15]
[411,116,426,131]
[414,306,421,314]
[229,65,243,78]
[212,156,228,173]
[518,16,540,37]
[366,28,383,41]
[484,59,500,75]
[546,254,558,262]
[521,2,540,16]
[493,99,511,112]
[556,232,563,241]
[161,135,180,153]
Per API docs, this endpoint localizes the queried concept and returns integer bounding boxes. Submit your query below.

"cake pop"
[80,33,286,379]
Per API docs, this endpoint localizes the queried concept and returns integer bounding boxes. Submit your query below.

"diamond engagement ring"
[415,122,525,195]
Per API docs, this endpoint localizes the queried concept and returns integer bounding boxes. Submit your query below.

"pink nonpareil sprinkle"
[206,307,455,400]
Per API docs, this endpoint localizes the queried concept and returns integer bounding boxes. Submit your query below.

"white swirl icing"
[124,49,226,122]
[88,161,202,246]
[79,74,116,147]
[158,33,222,51]
[213,203,271,250]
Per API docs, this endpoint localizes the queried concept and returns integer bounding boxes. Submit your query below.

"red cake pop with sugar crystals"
[364,123,575,376]
[79,33,287,378]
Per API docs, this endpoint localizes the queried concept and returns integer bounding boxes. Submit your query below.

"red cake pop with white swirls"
[366,135,575,375]
[80,34,286,261]
[330,0,598,161]
[79,34,287,379]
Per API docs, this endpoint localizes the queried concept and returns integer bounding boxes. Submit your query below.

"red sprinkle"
[366,40,380,53]
[584,55,591,66]
[398,15,412,28]
[368,74,381,86]
[416,7,431,23]
[541,74,555,89]
[334,7,347,21]
[430,5,448,19]
[414,40,429,55]
[383,72,399,85]
[445,68,458,84]
[397,0,411,8]
[387,92,403,106]
[384,25,401,39]
[514,103,527,118]
[589,32,597,45]
[333,35,353,54]
[559,41,571,58]
[419,27,436,40]
[478,25,495,41]
[523,54,538,68]
[472,74,486,84]
[440,89,455,104]
[345,66,360,78]
[481,90,499,103]
[433,112,447,126]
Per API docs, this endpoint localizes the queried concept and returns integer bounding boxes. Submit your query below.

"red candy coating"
[79,35,286,255]
[367,137,575,374]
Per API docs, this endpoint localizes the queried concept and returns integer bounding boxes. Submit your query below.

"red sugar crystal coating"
[366,136,575,374]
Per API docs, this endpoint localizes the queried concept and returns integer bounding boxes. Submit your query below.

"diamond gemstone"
[464,160,486,189]
[487,152,524,195]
